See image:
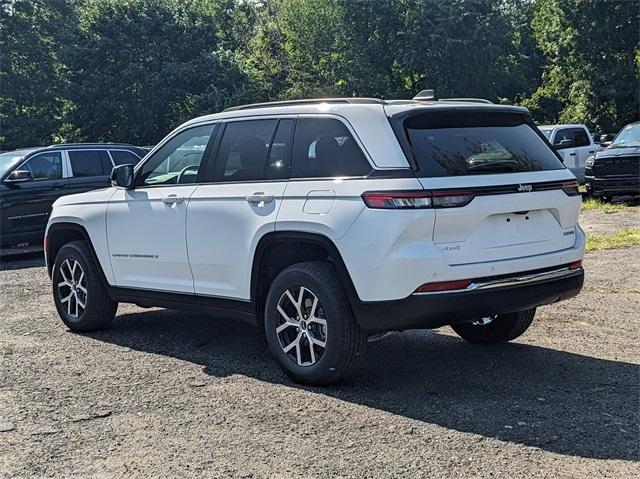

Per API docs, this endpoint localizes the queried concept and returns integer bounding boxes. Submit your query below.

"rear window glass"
[404,112,564,177]
[110,150,140,166]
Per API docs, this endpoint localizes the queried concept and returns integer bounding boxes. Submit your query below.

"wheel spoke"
[58,281,71,288]
[308,316,327,327]
[60,292,73,304]
[282,332,301,353]
[309,296,318,318]
[308,337,316,363]
[60,260,72,283]
[276,321,297,334]
[67,295,72,316]
[76,296,86,309]
[309,335,326,348]
[74,295,79,317]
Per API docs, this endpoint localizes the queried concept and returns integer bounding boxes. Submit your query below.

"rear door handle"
[162,194,184,207]
[569,153,576,156]
[588,150,595,154]
[246,192,274,206]
[51,183,65,190]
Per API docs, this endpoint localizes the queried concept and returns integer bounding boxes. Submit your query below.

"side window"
[292,118,371,178]
[138,124,215,187]
[68,150,112,177]
[266,119,295,180]
[21,152,63,181]
[213,119,277,182]
[553,128,573,148]
[110,150,141,166]
[572,128,590,147]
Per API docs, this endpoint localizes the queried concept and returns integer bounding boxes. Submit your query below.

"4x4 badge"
[517,184,533,192]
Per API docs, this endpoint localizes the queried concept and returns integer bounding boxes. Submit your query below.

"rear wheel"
[264,262,367,386]
[451,308,536,344]
[52,241,117,332]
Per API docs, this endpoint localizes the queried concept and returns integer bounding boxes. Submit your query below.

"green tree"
[0,0,74,150]
[62,0,253,145]
[524,0,640,132]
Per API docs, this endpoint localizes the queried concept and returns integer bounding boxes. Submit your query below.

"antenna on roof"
[413,89,436,101]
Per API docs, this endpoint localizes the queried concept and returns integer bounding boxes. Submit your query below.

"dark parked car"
[585,122,640,200]
[0,143,146,248]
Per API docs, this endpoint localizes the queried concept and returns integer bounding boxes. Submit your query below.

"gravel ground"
[1,210,639,478]
[580,206,639,236]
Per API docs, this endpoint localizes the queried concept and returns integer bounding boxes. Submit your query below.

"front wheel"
[450,308,536,344]
[52,241,117,332]
[264,262,367,386]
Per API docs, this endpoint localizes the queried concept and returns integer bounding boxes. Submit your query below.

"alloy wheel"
[275,286,327,366]
[57,259,87,318]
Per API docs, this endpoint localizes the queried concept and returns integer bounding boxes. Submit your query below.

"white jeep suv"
[45,95,585,385]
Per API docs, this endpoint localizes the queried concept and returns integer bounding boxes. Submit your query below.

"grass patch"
[581,197,629,214]
[586,228,640,252]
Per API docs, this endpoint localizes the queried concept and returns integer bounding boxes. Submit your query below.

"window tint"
[553,128,573,147]
[213,119,277,182]
[110,150,141,166]
[266,119,295,180]
[292,118,371,178]
[69,150,112,177]
[22,152,63,180]
[403,112,564,177]
[572,128,590,147]
[138,124,214,186]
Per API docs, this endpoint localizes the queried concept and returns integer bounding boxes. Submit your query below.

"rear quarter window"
[403,111,564,177]
[292,117,372,178]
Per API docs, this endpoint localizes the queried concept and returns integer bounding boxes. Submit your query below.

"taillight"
[568,260,583,270]
[415,279,473,293]
[362,190,476,209]
[561,180,580,196]
[361,191,432,209]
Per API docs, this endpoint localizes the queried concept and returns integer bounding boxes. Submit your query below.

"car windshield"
[610,123,640,148]
[0,151,29,178]
[538,128,553,140]
[403,112,564,177]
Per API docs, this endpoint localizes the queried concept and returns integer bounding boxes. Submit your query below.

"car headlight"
[585,157,594,167]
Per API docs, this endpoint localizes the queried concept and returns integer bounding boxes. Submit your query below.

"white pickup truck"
[538,124,601,182]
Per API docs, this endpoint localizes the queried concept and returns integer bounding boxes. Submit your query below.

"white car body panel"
[539,124,601,182]
[46,187,117,284]
[187,181,288,299]
[106,185,198,292]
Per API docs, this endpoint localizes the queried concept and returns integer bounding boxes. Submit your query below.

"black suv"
[585,122,640,200]
[0,143,146,249]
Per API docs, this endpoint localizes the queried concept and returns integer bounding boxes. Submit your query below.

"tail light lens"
[362,190,476,209]
[568,260,583,270]
[561,180,580,196]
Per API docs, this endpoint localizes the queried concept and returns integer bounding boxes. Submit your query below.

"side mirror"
[111,164,134,189]
[4,169,33,183]
[553,138,574,150]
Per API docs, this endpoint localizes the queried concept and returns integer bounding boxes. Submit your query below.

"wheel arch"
[250,231,362,323]
[45,222,109,286]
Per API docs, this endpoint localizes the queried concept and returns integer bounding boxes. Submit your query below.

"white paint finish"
[47,187,117,284]
[302,190,335,214]
[187,181,288,298]
[106,186,198,292]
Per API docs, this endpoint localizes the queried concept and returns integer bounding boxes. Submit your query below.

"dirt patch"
[0,239,638,477]
[580,205,639,236]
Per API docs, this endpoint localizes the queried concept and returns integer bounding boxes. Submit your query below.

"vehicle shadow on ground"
[0,252,45,271]
[89,308,639,462]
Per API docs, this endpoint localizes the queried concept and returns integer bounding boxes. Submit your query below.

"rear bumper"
[584,175,640,196]
[352,265,584,331]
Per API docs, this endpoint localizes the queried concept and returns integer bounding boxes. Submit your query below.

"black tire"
[52,240,117,332]
[450,308,536,344]
[264,261,367,386]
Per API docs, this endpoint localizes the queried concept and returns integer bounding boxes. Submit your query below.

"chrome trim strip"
[413,266,582,296]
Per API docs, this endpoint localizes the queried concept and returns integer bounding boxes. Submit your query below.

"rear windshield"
[403,112,564,177]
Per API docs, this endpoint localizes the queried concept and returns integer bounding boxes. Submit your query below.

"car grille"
[593,156,640,177]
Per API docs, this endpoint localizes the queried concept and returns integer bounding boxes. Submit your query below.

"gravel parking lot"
[1,208,638,478]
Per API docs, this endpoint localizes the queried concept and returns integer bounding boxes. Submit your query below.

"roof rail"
[45,142,137,148]
[223,97,384,112]
[439,98,494,104]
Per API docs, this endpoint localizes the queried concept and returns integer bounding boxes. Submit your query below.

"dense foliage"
[1,0,638,149]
